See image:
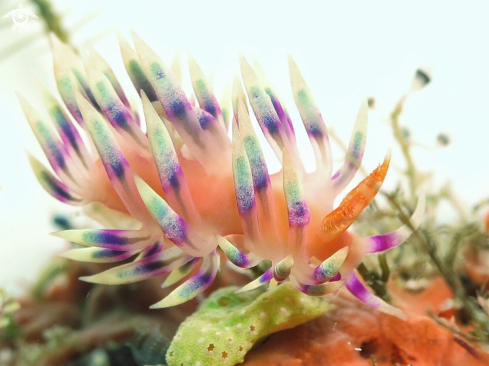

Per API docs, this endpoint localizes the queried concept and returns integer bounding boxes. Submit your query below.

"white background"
[1,0,489,293]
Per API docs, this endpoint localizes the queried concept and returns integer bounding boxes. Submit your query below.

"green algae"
[166,283,334,366]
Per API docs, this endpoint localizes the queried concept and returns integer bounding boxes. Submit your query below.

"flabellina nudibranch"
[20,31,424,319]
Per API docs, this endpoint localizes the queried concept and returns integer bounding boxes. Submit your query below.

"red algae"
[241,291,489,366]
[388,277,454,317]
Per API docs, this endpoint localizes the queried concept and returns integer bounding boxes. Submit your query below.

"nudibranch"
[21,32,424,318]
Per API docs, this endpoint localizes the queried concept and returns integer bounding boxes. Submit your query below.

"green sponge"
[166,283,333,366]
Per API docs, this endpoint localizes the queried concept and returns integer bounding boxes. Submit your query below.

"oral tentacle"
[364,194,425,253]
[345,271,407,320]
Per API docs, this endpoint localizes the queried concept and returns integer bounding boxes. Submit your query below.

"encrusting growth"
[21,31,424,318]
[166,283,334,366]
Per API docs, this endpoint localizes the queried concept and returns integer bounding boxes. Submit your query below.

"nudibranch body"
[21,32,423,318]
